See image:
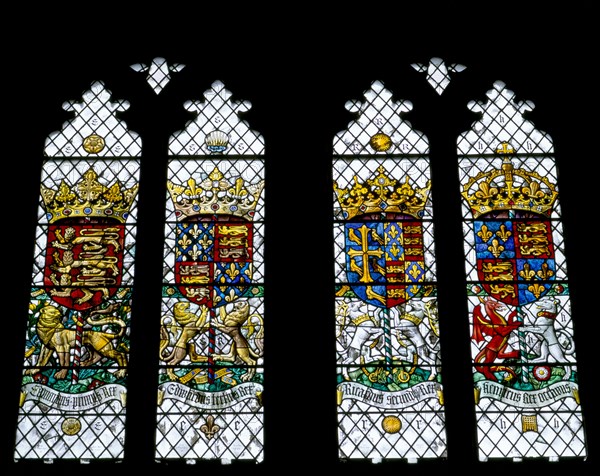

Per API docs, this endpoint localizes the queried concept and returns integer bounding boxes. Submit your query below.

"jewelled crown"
[334,165,431,220]
[461,142,558,219]
[167,166,264,220]
[40,167,138,223]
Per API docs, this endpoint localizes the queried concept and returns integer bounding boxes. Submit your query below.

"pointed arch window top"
[168,80,265,156]
[458,80,554,155]
[44,81,142,158]
[334,80,429,155]
[333,80,446,462]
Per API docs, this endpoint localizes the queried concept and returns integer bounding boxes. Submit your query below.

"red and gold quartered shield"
[345,220,426,308]
[174,218,253,307]
[43,221,125,311]
[474,217,556,307]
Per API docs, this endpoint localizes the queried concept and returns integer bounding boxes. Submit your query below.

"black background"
[3,8,597,475]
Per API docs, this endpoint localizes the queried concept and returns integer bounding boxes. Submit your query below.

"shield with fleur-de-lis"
[474,217,556,307]
[174,219,253,307]
[345,220,426,308]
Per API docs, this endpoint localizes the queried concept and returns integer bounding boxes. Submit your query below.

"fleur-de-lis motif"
[387,225,399,239]
[197,233,213,250]
[408,264,422,280]
[519,263,535,280]
[189,224,202,240]
[200,415,220,440]
[184,178,200,198]
[225,263,240,279]
[488,238,505,258]
[189,244,201,261]
[537,263,554,280]
[496,224,511,242]
[408,284,420,295]
[178,234,191,248]
[388,243,402,259]
[528,283,546,298]
[477,225,492,242]
[225,289,238,302]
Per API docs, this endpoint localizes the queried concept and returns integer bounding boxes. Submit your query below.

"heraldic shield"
[43,222,126,311]
[473,215,556,307]
[168,164,263,309]
[345,220,426,308]
[174,218,253,307]
[40,167,137,313]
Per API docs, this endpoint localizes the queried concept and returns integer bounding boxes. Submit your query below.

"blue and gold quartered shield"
[474,218,555,307]
[174,220,253,306]
[345,220,425,308]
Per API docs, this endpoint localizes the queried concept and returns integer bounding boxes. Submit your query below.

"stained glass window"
[155,80,265,463]
[333,80,447,463]
[458,80,588,461]
[14,81,142,461]
[7,49,595,472]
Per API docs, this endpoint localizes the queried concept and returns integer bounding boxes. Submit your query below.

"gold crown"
[167,166,264,220]
[334,165,430,220]
[40,167,138,223]
[461,142,558,219]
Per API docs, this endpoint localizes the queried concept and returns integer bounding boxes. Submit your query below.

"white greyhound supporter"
[521,296,575,378]
[393,300,440,368]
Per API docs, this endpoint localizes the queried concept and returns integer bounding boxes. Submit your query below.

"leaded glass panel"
[156,80,265,463]
[458,80,587,461]
[14,81,141,461]
[333,80,447,463]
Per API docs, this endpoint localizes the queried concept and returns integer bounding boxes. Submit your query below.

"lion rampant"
[160,301,209,366]
[160,300,264,382]
[213,300,264,382]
